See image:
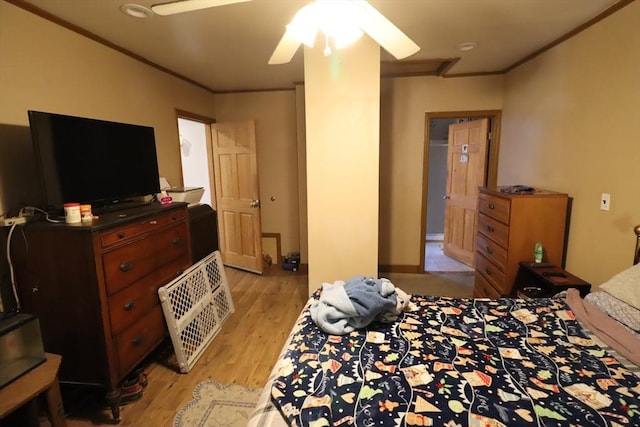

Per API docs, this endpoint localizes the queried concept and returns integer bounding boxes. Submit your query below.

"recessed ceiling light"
[120,4,154,19]
[458,42,478,52]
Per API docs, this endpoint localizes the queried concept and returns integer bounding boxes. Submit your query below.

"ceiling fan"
[151,0,252,16]
[151,0,420,65]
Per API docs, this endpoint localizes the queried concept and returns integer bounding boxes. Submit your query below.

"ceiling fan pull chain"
[323,33,332,56]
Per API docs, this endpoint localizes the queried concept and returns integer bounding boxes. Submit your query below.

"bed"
[250,226,640,427]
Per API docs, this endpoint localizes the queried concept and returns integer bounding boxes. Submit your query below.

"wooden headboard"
[635,224,640,265]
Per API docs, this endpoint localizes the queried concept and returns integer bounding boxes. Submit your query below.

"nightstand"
[513,262,591,298]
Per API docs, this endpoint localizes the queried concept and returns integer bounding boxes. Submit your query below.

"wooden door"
[443,119,489,266]
[211,120,263,274]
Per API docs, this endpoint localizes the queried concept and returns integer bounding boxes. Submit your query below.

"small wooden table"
[513,262,591,298]
[0,353,67,427]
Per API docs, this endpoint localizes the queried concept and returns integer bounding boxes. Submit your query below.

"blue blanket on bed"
[309,276,399,335]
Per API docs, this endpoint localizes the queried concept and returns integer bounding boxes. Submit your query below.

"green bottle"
[534,242,543,263]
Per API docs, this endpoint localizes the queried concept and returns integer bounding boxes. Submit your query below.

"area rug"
[173,381,262,427]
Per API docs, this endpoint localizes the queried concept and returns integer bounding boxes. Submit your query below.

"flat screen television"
[27,110,161,213]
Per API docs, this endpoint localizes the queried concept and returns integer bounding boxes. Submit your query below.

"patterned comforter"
[271,294,640,426]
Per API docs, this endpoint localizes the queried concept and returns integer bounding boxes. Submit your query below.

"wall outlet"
[600,193,611,211]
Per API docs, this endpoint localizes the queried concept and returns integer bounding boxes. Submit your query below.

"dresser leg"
[106,388,122,423]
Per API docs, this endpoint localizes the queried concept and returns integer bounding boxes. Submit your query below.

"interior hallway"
[424,241,475,273]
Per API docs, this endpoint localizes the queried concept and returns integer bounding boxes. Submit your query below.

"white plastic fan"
[151,0,420,64]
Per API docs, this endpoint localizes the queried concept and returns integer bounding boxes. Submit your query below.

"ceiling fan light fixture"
[269,0,419,65]
[316,0,365,48]
[331,25,363,49]
[286,0,365,50]
[286,4,319,47]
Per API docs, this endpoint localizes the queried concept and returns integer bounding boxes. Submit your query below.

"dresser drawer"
[478,192,510,224]
[476,233,507,272]
[101,208,187,248]
[103,223,189,295]
[478,213,509,248]
[476,253,508,295]
[473,272,500,298]
[108,254,190,336]
[114,307,166,379]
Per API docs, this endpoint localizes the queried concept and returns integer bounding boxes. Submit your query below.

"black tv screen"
[28,110,161,212]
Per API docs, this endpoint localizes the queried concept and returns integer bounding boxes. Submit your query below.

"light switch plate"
[600,193,610,211]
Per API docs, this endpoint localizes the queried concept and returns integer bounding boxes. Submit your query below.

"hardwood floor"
[62,266,309,426]
[56,267,473,426]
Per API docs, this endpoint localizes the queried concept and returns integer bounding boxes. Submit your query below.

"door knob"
[249,199,261,208]
[443,194,451,200]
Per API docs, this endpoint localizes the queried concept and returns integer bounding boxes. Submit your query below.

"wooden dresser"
[12,203,191,421]
[473,187,569,298]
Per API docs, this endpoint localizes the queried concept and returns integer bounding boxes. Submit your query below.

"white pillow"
[599,262,640,310]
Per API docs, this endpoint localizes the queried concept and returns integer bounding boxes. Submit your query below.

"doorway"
[420,111,501,273]
[424,118,474,272]
[174,112,264,274]
[177,117,213,206]
[175,110,217,208]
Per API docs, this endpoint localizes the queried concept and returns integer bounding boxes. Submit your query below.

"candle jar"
[64,203,81,224]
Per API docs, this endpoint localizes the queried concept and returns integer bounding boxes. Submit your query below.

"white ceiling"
[14,0,624,92]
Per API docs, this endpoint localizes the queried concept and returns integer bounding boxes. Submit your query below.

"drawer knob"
[486,246,493,254]
[118,232,125,239]
[172,237,182,246]
[485,267,492,276]
[487,225,495,232]
[123,300,136,311]
[488,203,495,209]
[131,336,143,347]
[120,261,133,272]
[150,220,158,225]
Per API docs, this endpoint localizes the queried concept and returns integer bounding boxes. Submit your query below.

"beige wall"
[0,2,216,215]
[214,91,300,257]
[305,37,381,292]
[499,1,640,286]
[379,75,504,268]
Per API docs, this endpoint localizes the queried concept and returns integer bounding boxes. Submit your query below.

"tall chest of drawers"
[473,187,569,298]
[12,203,191,421]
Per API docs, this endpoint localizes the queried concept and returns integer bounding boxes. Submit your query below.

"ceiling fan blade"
[151,0,252,16]
[269,30,303,65]
[355,0,420,59]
